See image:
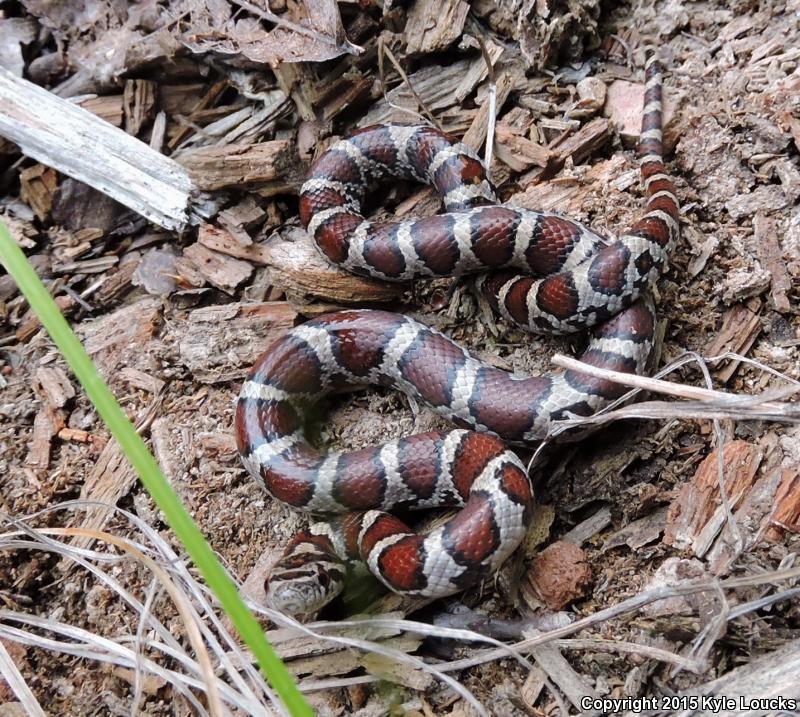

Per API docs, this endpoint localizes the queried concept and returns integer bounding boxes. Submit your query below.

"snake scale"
[235,55,679,614]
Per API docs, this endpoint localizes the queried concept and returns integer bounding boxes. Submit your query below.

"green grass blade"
[0,219,313,717]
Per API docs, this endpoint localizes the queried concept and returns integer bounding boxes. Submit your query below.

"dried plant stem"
[551,353,797,406]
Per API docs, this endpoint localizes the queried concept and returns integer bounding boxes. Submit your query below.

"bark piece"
[526,540,592,610]
[197,224,270,265]
[494,123,554,171]
[177,139,302,192]
[178,301,298,383]
[123,79,156,136]
[262,226,407,304]
[19,164,58,221]
[64,438,139,559]
[77,298,161,377]
[26,406,65,470]
[753,213,792,313]
[33,366,75,408]
[94,255,140,304]
[766,467,800,541]
[705,302,762,383]
[664,441,763,556]
[404,0,469,55]
[180,242,253,292]
[0,67,196,231]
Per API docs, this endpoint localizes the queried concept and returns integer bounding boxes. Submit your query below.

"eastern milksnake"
[236,56,679,614]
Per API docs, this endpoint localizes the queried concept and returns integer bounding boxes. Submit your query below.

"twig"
[469,33,498,173]
[551,353,799,407]
[377,36,441,129]
[0,68,197,231]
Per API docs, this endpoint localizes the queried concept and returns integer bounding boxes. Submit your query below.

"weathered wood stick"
[0,67,196,232]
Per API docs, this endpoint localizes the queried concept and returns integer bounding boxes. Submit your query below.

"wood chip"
[360,56,494,127]
[118,366,165,394]
[123,79,156,136]
[177,139,302,192]
[404,0,469,55]
[78,94,124,127]
[57,427,91,443]
[216,197,267,246]
[178,301,298,383]
[511,154,627,213]
[19,164,58,221]
[180,242,254,292]
[16,294,76,342]
[664,440,763,557]
[602,507,669,552]
[33,366,75,408]
[494,123,554,171]
[561,505,612,545]
[549,117,611,168]
[360,651,433,691]
[766,467,800,541]
[522,640,599,715]
[197,223,269,265]
[754,213,792,313]
[704,301,762,383]
[461,71,517,152]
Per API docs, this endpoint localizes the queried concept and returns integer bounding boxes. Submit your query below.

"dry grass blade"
[547,350,800,438]
[0,501,497,713]
[250,607,491,716]
[1,525,224,715]
[431,566,800,673]
[0,504,277,714]
[0,638,45,716]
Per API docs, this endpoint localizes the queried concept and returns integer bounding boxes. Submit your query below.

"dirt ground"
[1,0,800,715]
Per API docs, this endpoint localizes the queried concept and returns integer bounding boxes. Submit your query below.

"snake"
[235,55,679,614]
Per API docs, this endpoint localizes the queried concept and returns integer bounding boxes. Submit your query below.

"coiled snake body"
[236,56,679,614]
